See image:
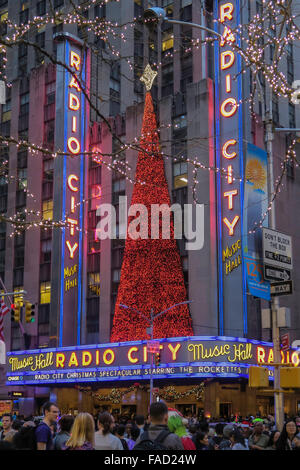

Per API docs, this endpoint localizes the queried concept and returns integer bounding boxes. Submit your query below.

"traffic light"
[25,302,35,323]
[248,366,269,388]
[280,367,300,388]
[154,352,161,367]
[11,303,21,322]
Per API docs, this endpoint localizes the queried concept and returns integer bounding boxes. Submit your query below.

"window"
[20,92,29,115]
[94,4,106,18]
[18,168,27,189]
[42,200,53,220]
[41,239,52,263]
[88,272,100,297]
[36,0,46,16]
[162,34,174,52]
[2,98,11,122]
[0,10,7,35]
[13,287,24,307]
[19,8,29,25]
[289,103,296,129]
[112,179,125,193]
[173,162,188,189]
[40,281,51,304]
[14,246,24,268]
[173,115,187,130]
[112,269,121,282]
[53,0,64,8]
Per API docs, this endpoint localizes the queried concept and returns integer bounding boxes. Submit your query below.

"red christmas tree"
[110,91,193,341]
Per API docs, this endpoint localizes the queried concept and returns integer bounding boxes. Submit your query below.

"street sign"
[147,340,160,354]
[264,264,291,282]
[281,333,290,352]
[270,280,293,297]
[262,228,293,270]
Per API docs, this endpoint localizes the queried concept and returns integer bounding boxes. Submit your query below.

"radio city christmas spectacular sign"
[6,337,300,385]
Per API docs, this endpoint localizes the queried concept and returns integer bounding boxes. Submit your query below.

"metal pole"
[165,18,223,39]
[266,108,284,432]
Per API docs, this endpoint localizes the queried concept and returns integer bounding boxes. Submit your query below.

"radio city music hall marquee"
[6,337,300,385]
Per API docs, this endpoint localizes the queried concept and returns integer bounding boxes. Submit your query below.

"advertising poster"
[243,143,270,299]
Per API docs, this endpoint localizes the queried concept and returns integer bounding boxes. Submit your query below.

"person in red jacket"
[167,413,196,450]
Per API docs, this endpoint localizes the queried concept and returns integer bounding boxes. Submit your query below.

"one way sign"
[264,264,291,282]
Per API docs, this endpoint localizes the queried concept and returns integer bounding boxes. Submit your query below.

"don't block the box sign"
[214,0,247,336]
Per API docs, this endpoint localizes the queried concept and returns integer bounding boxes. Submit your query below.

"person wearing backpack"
[133,402,184,451]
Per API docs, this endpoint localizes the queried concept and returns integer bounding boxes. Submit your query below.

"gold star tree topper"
[140,64,158,91]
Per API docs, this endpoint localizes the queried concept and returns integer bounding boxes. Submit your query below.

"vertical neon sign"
[214,0,247,336]
[52,34,90,347]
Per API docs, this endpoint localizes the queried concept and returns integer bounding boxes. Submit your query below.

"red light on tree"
[110,92,193,342]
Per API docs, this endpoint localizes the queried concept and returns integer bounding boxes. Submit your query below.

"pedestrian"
[228,428,248,450]
[248,421,270,450]
[276,420,300,451]
[167,414,196,450]
[3,430,17,444]
[211,423,225,448]
[134,415,145,436]
[95,412,123,450]
[0,414,13,440]
[266,430,281,450]
[192,431,210,450]
[127,425,140,450]
[64,413,95,450]
[35,401,60,451]
[114,424,129,450]
[54,414,75,450]
[218,424,235,450]
[133,401,184,450]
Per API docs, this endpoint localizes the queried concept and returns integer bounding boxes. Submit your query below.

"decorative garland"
[153,384,204,403]
[75,383,204,404]
[75,383,148,405]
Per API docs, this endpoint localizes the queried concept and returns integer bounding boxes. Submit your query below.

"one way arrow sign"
[264,264,292,282]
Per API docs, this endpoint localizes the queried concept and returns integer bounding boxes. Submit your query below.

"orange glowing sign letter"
[70,51,81,71]
[68,174,79,192]
[128,347,139,364]
[222,139,237,159]
[66,241,78,259]
[69,75,81,92]
[56,353,66,368]
[223,215,239,235]
[103,349,115,365]
[227,165,233,184]
[220,51,235,70]
[224,189,238,210]
[68,352,79,367]
[69,93,80,111]
[220,97,237,118]
[168,343,181,361]
[220,3,234,22]
[67,137,80,155]
[82,351,92,366]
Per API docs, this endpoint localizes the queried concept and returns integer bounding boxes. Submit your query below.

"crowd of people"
[1,401,300,451]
